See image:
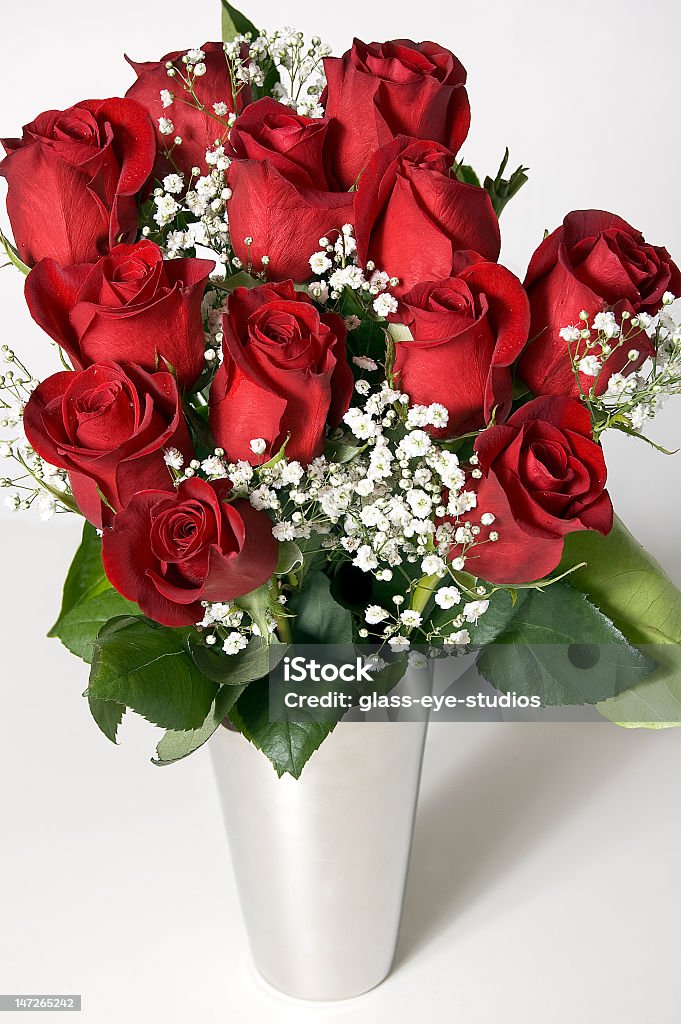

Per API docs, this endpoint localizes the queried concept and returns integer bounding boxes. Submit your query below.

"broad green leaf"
[53,590,139,662]
[230,650,408,778]
[289,570,353,644]
[221,1,258,42]
[50,522,108,632]
[88,619,219,731]
[97,614,146,638]
[153,685,245,766]
[188,635,287,684]
[88,694,126,743]
[476,580,656,706]
[50,522,139,661]
[229,677,333,778]
[561,518,681,726]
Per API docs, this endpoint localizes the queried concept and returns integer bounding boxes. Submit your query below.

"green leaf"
[188,635,287,684]
[476,580,656,706]
[229,649,409,778]
[50,522,139,661]
[51,522,108,631]
[54,590,139,662]
[289,570,353,644]
[483,148,529,217]
[88,694,126,743]
[323,437,366,464]
[88,619,219,731]
[561,518,681,726]
[213,269,260,292]
[275,541,303,577]
[0,227,30,275]
[454,163,482,188]
[153,685,244,766]
[221,0,258,42]
[229,677,333,778]
[343,300,392,367]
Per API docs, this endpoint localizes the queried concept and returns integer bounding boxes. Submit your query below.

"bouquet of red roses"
[2,4,680,776]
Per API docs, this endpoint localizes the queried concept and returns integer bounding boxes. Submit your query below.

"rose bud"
[102,479,278,628]
[0,98,155,267]
[226,100,354,281]
[323,38,470,190]
[518,210,681,398]
[210,281,353,465]
[125,41,248,178]
[25,240,213,391]
[355,137,500,296]
[443,396,613,584]
[23,362,193,528]
[389,255,530,435]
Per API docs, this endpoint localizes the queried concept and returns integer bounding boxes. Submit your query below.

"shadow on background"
[396,699,642,966]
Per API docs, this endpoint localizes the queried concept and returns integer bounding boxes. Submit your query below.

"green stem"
[275,614,293,645]
[15,452,80,514]
[269,580,294,644]
[410,574,440,616]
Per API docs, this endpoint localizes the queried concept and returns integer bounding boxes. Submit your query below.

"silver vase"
[210,672,429,1001]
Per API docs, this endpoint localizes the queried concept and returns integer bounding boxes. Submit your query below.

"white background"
[0,1,680,1021]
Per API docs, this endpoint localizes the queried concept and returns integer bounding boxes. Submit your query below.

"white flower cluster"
[200,287,228,364]
[164,379,498,652]
[198,598,282,656]
[0,346,72,520]
[142,31,332,298]
[155,47,230,160]
[308,225,399,316]
[225,28,330,117]
[146,140,233,269]
[562,296,681,435]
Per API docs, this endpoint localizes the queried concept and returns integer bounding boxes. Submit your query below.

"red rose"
[518,210,681,398]
[125,41,247,178]
[226,101,354,281]
[23,362,193,528]
[25,240,213,390]
[355,137,500,296]
[210,281,353,465]
[102,479,278,627]
[323,38,470,190]
[444,397,613,584]
[389,255,530,435]
[227,98,330,189]
[0,99,155,267]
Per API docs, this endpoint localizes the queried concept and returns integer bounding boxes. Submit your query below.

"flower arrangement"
[2,3,681,777]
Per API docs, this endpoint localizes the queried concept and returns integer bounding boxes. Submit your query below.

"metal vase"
[210,677,429,1001]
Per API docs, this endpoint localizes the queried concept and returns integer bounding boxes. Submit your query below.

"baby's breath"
[0,346,74,519]
[564,300,681,439]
